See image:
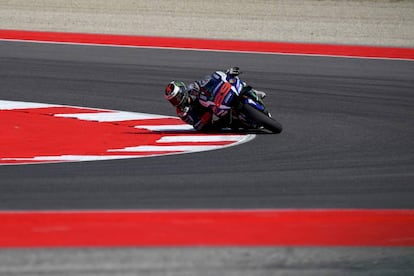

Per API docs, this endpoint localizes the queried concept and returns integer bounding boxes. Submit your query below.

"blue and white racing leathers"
[176,71,244,131]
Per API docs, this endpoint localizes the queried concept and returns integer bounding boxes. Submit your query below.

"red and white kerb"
[0,100,254,165]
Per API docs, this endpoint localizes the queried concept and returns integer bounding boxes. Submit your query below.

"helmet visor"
[168,91,185,106]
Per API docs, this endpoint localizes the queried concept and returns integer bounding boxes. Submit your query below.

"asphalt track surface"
[1,40,414,275]
[1,41,413,210]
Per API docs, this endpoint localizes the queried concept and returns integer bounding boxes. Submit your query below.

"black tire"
[242,103,283,133]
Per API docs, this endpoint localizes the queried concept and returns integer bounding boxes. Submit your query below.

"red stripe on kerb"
[0,209,413,247]
[0,29,413,60]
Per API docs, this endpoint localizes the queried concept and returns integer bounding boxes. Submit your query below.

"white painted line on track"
[2,38,413,61]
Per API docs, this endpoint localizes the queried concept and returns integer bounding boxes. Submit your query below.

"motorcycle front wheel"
[242,103,283,134]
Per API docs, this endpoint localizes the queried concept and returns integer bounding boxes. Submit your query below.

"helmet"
[165,80,188,107]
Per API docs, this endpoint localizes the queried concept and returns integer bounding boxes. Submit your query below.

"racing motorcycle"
[216,85,283,134]
[171,70,283,134]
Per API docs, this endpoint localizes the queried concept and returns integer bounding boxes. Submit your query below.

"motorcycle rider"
[164,67,265,131]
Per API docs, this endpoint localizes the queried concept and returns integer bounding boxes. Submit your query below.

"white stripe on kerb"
[135,124,194,131]
[109,145,220,152]
[0,100,59,110]
[1,155,142,162]
[157,135,245,143]
[55,111,173,122]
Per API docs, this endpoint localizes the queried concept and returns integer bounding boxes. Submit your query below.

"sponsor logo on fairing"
[0,100,254,165]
